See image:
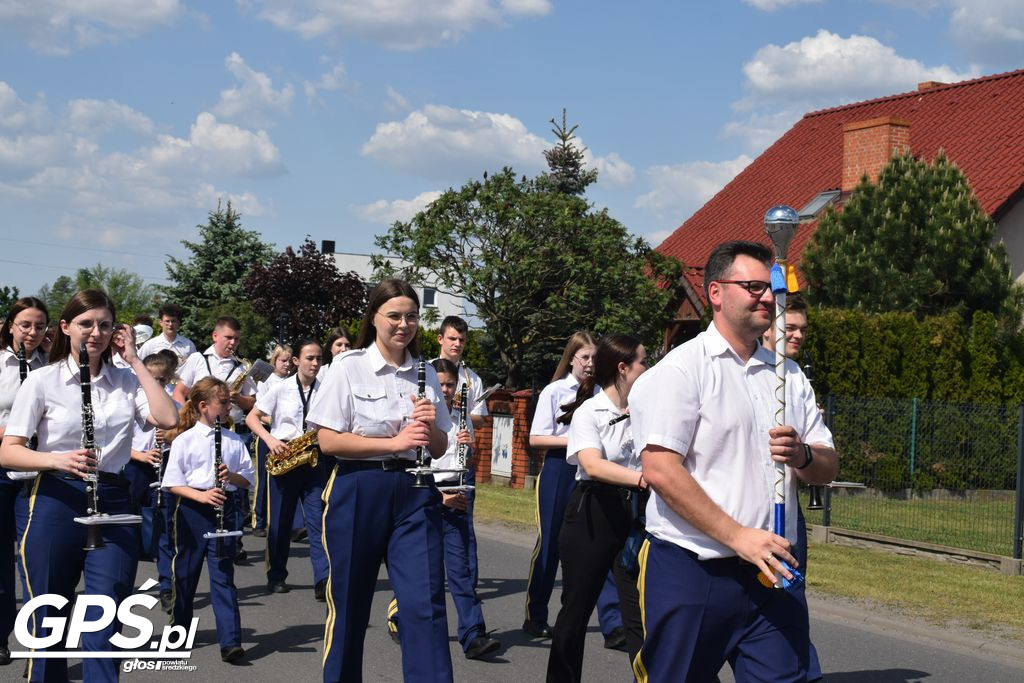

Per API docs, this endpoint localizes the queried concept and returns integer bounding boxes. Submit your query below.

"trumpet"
[203,417,242,559]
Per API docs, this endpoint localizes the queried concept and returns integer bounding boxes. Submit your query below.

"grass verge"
[476,482,1024,641]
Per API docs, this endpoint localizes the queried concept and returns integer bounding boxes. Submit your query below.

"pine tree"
[161,201,276,344]
[538,109,598,196]
[802,151,1020,322]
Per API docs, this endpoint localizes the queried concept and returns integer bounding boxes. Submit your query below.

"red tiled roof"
[658,69,1024,300]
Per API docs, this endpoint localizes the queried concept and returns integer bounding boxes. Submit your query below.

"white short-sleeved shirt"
[530,374,597,439]
[256,372,288,401]
[435,359,489,419]
[162,421,255,492]
[629,322,833,559]
[432,403,474,481]
[305,344,451,462]
[566,390,639,482]
[6,357,153,474]
[177,346,256,424]
[0,346,46,428]
[139,333,196,363]
[255,376,320,441]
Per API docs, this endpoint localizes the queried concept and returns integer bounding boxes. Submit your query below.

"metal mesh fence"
[800,396,1021,557]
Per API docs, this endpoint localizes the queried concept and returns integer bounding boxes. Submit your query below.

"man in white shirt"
[139,303,197,364]
[629,240,838,683]
[173,316,256,423]
[435,316,488,430]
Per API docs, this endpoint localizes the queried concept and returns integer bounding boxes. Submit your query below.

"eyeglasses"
[74,320,116,334]
[574,353,594,363]
[715,280,773,296]
[14,322,47,333]
[378,311,420,325]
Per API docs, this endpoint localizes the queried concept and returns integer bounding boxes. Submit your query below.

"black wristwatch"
[796,443,813,470]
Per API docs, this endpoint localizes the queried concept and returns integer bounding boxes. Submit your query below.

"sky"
[1,0,1021,298]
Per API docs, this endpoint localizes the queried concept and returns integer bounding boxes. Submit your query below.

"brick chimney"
[841,116,911,192]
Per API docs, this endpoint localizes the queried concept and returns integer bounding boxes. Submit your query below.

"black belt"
[578,480,632,495]
[334,458,417,472]
[51,471,130,490]
[545,448,567,460]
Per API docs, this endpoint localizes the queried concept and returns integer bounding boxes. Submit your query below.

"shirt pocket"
[350,383,391,437]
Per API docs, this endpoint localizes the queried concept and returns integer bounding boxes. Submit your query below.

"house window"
[798,190,840,220]
[423,287,437,308]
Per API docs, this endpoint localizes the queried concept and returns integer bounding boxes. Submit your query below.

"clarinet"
[456,384,469,484]
[409,359,432,488]
[79,343,106,551]
[16,345,38,451]
[213,416,227,558]
[153,434,165,508]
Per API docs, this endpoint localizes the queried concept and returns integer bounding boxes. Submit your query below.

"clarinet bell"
[807,485,824,510]
[411,469,432,489]
[83,524,106,551]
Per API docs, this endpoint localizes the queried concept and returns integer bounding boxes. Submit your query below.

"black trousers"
[546,482,643,683]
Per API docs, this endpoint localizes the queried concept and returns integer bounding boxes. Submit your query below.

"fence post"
[823,394,835,528]
[909,397,918,480]
[1014,404,1024,560]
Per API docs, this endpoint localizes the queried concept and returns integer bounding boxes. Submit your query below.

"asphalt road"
[6,522,1024,682]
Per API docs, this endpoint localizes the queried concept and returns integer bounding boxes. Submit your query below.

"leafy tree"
[375,115,681,387]
[0,286,21,318]
[802,151,1021,322]
[244,238,367,344]
[161,201,275,343]
[37,265,158,320]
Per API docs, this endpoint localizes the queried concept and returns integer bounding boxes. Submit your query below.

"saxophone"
[266,430,320,476]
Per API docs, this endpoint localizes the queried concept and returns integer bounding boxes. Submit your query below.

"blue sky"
[1,0,1020,298]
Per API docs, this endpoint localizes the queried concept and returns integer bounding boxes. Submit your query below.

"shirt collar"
[1,346,46,366]
[367,342,413,374]
[703,322,772,367]
[203,345,234,362]
[564,373,581,390]
[590,389,621,415]
[60,355,111,385]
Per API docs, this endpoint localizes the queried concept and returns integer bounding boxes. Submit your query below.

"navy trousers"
[21,475,139,683]
[266,461,328,584]
[251,437,269,530]
[321,462,452,683]
[170,495,242,650]
[525,452,622,634]
[0,468,18,649]
[633,535,811,683]
[121,460,175,593]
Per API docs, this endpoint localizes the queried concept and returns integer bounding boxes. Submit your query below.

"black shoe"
[234,546,248,565]
[252,527,266,538]
[290,527,307,542]
[464,634,500,660]
[387,615,400,644]
[522,619,552,638]
[603,626,627,651]
[220,645,245,663]
[314,579,327,602]
[159,590,174,613]
[0,644,11,666]
[267,581,290,594]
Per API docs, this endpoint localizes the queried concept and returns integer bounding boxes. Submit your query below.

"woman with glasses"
[0,297,49,667]
[305,279,453,683]
[546,334,649,682]
[523,332,624,647]
[0,289,178,682]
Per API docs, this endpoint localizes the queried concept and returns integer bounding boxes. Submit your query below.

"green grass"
[801,491,1015,556]
[475,482,1024,641]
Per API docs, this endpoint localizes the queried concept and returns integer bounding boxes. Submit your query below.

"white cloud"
[239,0,547,50]
[634,155,754,224]
[361,104,549,178]
[304,60,356,104]
[948,0,1024,65]
[741,29,974,105]
[0,0,186,55]
[214,53,294,128]
[384,86,410,113]
[0,83,278,249]
[722,109,804,155]
[68,99,155,137]
[356,190,443,224]
[743,0,822,9]
[588,151,635,187]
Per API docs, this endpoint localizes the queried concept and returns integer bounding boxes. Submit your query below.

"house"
[657,69,1024,348]
[321,241,478,326]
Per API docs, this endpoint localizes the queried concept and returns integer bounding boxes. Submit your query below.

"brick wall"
[469,388,539,489]
[841,116,911,192]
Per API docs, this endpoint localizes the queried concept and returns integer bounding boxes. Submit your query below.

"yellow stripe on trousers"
[320,464,338,668]
[19,476,42,681]
[631,538,652,683]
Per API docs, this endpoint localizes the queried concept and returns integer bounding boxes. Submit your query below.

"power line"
[0,258,171,283]
[4,237,173,260]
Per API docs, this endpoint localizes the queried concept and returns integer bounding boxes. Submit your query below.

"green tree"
[0,286,21,318]
[374,115,681,387]
[162,202,275,343]
[802,151,1020,322]
[244,237,367,344]
[538,109,598,196]
[37,265,157,320]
